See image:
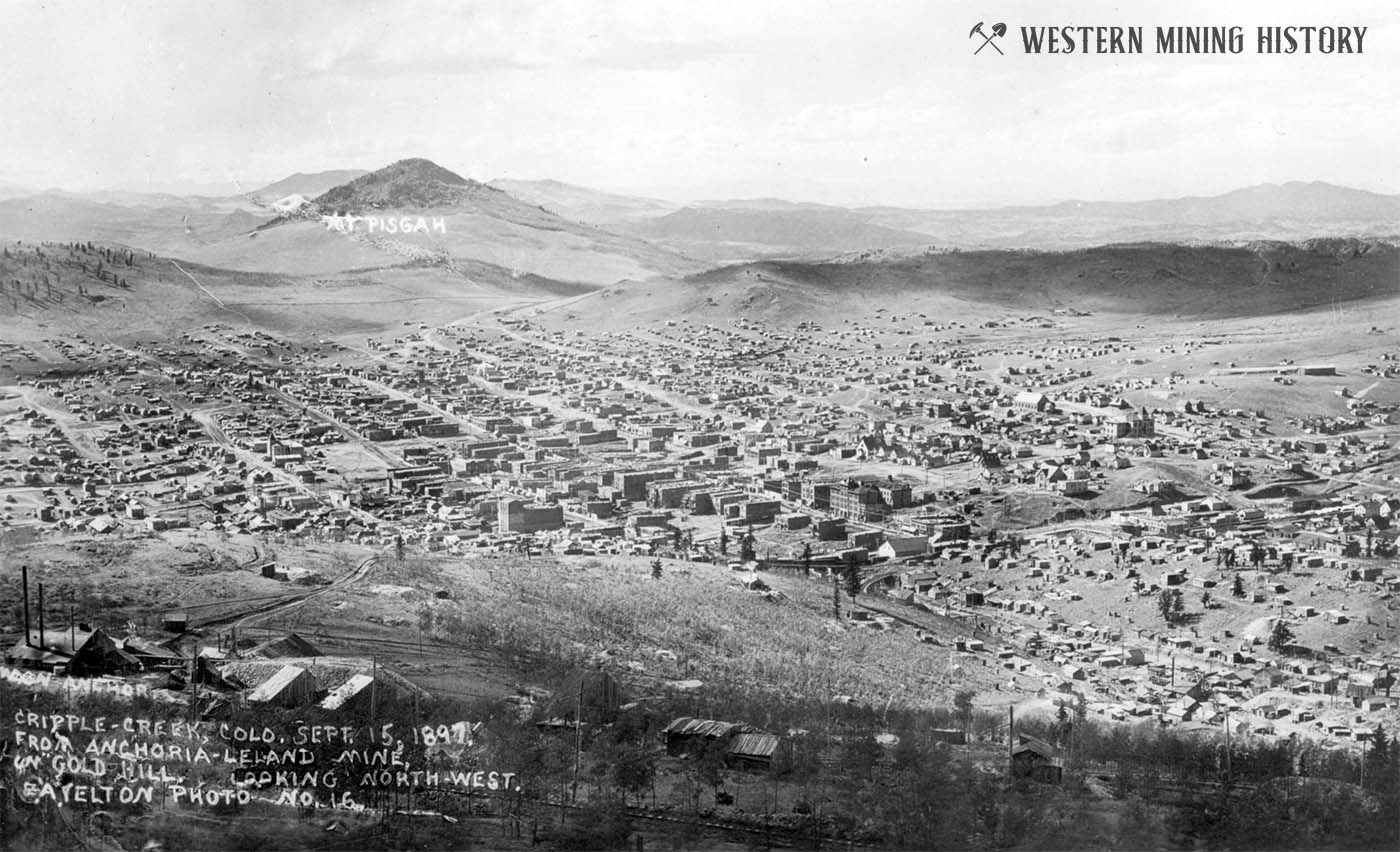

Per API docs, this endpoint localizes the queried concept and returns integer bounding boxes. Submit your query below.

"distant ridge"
[596,179,1400,258]
[488,177,677,225]
[252,169,368,200]
[1004,181,1400,223]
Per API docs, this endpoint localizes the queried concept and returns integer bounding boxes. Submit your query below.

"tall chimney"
[1008,705,1015,761]
[37,582,45,649]
[21,564,33,647]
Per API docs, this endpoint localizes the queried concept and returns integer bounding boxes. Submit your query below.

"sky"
[0,0,1395,207]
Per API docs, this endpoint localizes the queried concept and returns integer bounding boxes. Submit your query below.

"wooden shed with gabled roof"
[241,664,319,707]
[1011,734,1063,783]
[724,731,781,771]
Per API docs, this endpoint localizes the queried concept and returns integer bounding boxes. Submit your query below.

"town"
[3,253,1396,775]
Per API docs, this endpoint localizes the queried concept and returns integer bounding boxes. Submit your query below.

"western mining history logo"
[321,213,447,234]
[970,22,1007,55]
[972,22,1369,55]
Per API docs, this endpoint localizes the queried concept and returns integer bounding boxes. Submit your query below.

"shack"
[1011,735,1064,784]
[724,731,781,771]
[243,664,318,707]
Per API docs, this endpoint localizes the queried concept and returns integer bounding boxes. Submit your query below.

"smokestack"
[37,582,45,649]
[21,564,32,647]
[1009,705,1015,760]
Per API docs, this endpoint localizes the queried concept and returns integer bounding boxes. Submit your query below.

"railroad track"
[190,554,378,630]
[417,787,883,849]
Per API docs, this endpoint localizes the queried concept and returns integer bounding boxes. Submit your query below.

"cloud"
[267,0,754,81]
[0,0,1394,203]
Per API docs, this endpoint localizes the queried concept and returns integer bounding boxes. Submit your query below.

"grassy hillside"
[616,205,935,260]
[294,553,1002,711]
[488,178,677,225]
[560,239,1399,327]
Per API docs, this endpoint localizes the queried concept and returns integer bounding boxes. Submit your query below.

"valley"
[1,159,1397,852]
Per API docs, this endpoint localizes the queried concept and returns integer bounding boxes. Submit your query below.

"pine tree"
[954,689,977,734]
[651,558,663,580]
[718,527,728,556]
[1158,588,1184,625]
[740,532,756,563]
[1232,574,1245,597]
[800,542,812,578]
[1364,724,1390,792]
[1268,618,1295,653]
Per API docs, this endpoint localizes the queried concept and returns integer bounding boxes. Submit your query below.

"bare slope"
[487,177,677,225]
[0,192,274,253]
[0,239,582,351]
[557,239,1400,327]
[615,205,935,261]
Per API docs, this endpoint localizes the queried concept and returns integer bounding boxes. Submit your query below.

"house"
[1011,735,1064,783]
[875,536,929,560]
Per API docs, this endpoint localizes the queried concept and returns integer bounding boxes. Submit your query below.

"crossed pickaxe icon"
[970,21,1007,55]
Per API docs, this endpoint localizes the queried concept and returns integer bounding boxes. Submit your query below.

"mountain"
[525,179,1400,257]
[614,206,934,262]
[487,178,677,225]
[310,159,586,226]
[185,158,705,285]
[1043,181,1400,223]
[690,197,843,212]
[0,179,34,201]
[252,169,368,201]
[313,159,485,210]
[860,181,1400,249]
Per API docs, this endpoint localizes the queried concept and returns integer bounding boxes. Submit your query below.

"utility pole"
[1223,707,1232,784]
[571,676,584,803]
[1008,705,1016,777]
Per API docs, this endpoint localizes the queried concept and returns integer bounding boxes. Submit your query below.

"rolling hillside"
[487,177,677,225]
[615,205,935,261]
[552,239,1400,328]
[0,192,272,252]
[528,180,1400,256]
